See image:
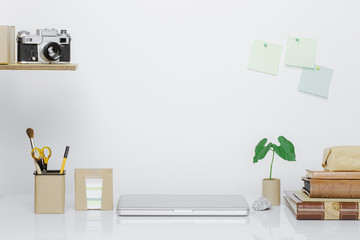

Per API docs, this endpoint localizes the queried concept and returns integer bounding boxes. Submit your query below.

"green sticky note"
[247,40,283,76]
[298,65,334,98]
[284,36,317,68]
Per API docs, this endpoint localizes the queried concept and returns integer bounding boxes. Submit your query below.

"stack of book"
[285,170,360,220]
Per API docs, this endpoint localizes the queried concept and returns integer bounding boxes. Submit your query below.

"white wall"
[1,0,360,200]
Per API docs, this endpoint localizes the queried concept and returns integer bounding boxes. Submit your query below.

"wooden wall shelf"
[0,63,78,71]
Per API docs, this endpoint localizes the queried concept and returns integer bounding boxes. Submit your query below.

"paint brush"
[26,128,35,149]
[26,128,43,174]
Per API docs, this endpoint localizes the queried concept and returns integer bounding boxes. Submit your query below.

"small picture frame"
[75,168,113,210]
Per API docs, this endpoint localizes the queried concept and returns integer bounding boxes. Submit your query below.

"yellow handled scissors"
[31,146,52,171]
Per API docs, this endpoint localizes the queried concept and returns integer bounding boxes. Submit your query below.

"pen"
[60,146,70,174]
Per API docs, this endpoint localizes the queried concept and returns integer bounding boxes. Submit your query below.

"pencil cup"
[34,170,66,214]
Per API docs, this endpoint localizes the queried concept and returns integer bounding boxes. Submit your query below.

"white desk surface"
[1,195,360,240]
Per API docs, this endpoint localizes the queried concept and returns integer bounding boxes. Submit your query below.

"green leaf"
[273,136,296,161]
[253,138,272,163]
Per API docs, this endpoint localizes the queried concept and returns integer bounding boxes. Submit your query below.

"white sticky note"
[86,178,103,210]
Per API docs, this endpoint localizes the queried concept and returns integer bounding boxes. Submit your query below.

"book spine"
[297,202,360,220]
[310,179,360,198]
[297,202,324,220]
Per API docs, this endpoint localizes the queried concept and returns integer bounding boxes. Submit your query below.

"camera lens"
[42,42,62,61]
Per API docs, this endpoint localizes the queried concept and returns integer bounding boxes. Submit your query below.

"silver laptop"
[117,194,249,216]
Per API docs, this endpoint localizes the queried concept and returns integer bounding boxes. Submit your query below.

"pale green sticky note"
[247,40,283,76]
[298,65,334,98]
[284,36,317,68]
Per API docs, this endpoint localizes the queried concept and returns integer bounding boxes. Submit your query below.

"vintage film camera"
[17,29,71,63]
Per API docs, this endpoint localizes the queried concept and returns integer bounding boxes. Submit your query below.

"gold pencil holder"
[34,170,66,214]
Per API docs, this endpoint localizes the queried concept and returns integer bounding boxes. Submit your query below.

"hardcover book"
[284,191,360,220]
[306,169,360,179]
[302,177,360,198]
